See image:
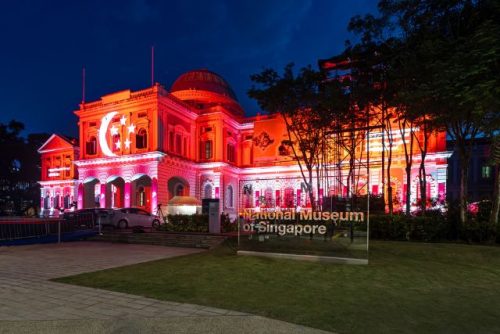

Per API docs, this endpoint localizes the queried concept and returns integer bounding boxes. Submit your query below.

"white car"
[111,208,160,230]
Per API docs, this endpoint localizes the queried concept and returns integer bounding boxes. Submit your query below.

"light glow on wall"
[99,111,118,157]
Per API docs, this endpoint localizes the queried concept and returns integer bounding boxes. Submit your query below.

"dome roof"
[171,69,238,101]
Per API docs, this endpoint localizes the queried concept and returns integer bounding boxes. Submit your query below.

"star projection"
[98,111,136,157]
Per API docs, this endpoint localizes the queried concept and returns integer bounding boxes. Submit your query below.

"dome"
[171,69,238,101]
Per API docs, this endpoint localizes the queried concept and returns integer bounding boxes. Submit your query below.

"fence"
[0,213,97,245]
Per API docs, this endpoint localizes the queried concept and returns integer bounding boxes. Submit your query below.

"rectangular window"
[227,144,235,163]
[482,165,491,179]
[176,134,182,155]
[204,141,212,159]
[169,132,174,151]
[86,139,96,155]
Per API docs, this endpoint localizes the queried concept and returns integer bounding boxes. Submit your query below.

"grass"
[54,241,500,334]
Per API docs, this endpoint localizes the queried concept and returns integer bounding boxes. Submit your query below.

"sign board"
[237,208,368,264]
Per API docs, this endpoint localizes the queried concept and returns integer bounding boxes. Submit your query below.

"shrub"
[162,214,209,233]
[221,214,238,233]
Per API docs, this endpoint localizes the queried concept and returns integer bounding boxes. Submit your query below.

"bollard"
[58,220,61,244]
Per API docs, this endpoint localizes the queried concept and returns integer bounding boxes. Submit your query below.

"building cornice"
[74,151,166,167]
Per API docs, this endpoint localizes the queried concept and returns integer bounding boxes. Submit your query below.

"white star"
[120,115,127,125]
[124,138,131,149]
[115,139,121,150]
[110,125,118,136]
[128,123,136,134]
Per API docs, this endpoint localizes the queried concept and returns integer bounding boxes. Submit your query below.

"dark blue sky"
[0,0,377,137]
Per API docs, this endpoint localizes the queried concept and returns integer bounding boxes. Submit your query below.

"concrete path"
[0,242,331,333]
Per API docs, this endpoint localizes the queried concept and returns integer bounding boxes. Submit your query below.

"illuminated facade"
[38,134,79,215]
[39,69,451,216]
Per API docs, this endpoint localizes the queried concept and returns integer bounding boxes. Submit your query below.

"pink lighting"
[151,178,158,212]
[124,182,131,207]
[100,183,106,208]
[37,68,450,216]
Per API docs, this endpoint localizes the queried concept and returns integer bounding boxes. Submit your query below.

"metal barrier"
[0,214,97,244]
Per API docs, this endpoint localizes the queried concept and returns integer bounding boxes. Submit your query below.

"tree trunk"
[386,128,394,215]
[405,165,412,216]
[419,162,427,212]
[459,156,469,224]
[490,164,499,226]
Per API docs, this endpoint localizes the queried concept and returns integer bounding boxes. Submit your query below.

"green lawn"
[54,241,500,334]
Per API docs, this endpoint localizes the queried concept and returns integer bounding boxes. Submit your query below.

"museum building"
[38,69,451,217]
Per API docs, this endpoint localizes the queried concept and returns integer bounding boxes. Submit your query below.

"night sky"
[0,0,377,138]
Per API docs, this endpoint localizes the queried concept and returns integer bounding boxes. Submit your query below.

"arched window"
[86,136,97,155]
[264,188,273,208]
[204,184,213,199]
[175,184,184,196]
[44,194,50,209]
[137,186,146,206]
[54,194,60,209]
[284,188,294,208]
[226,185,234,208]
[136,129,147,149]
[63,194,71,209]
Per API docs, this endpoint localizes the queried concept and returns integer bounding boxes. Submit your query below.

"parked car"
[111,208,160,229]
[63,208,115,228]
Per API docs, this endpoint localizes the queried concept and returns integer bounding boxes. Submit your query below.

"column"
[124,182,131,207]
[77,184,83,209]
[100,183,106,208]
[151,178,158,214]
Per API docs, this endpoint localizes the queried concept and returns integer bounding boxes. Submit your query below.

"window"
[264,188,273,208]
[176,134,182,155]
[63,194,71,209]
[10,159,21,172]
[136,128,147,149]
[284,188,294,208]
[137,186,146,206]
[169,131,174,150]
[175,184,184,196]
[201,140,213,160]
[86,137,97,155]
[204,184,212,199]
[226,185,233,208]
[482,165,492,179]
[227,143,235,163]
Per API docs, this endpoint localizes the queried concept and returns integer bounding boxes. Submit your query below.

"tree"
[344,0,500,223]
[249,65,350,211]
[0,120,49,215]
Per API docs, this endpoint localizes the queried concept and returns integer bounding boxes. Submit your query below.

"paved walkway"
[0,242,331,333]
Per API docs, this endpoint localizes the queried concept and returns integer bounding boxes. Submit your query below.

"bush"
[221,214,238,233]
[367,209,497,243]
[161,214,209,233]
[368,215,408,240]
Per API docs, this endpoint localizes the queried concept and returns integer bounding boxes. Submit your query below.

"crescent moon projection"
[99,111,118,157]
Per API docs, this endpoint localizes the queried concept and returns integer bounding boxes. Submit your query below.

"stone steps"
[90,231,226,249]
